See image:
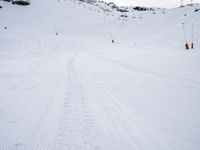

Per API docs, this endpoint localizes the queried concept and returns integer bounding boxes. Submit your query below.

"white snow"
[0,0,200,150]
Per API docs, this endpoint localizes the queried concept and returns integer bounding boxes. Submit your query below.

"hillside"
[0,0,200,150]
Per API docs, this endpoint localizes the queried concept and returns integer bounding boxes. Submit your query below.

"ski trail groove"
[80,74,159,150]
[73,44,200,85]
[53,52,99,150]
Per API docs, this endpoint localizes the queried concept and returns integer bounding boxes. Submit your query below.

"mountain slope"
[0,0,200,150]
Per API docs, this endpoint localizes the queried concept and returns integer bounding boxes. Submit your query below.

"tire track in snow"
[73,43,200,86]
[15,38,73,150]
[53,52,99,150]
[77,71,161,150]
[69,43,163,150]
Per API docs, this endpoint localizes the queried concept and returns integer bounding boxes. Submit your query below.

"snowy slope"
[0,0,200,150]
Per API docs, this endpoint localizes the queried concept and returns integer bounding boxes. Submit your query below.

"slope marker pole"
[182,23,190,49]
[191,23,194,49]
[109,31,115,44]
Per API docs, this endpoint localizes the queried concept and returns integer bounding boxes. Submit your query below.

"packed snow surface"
[0,0,200,150]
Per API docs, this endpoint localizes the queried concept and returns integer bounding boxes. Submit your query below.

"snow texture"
[0,0,200,150]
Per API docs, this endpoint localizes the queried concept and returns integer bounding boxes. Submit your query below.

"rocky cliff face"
[78,0,97,4]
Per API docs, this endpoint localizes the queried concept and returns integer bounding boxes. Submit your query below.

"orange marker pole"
[182,23,190,50]
[191,23,194,49]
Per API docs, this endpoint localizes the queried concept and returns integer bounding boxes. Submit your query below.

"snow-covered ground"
[0,0,200,149]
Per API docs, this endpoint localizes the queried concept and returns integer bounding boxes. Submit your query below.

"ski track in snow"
[73,43,200,86]
[53,52,99,150]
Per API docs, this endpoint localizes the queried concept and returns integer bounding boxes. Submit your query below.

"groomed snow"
[0,0,200,150]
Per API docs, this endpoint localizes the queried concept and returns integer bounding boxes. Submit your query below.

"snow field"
[0,0,200,149]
